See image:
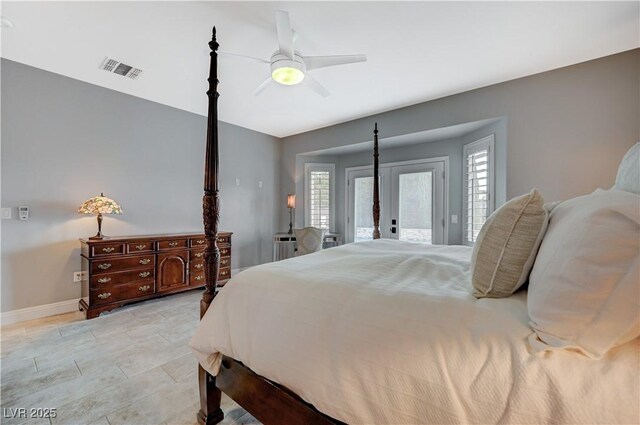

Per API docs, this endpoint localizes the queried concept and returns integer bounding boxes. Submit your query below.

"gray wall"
[280,49,640,232]
[1,59,280,312]
[296,120,505,245]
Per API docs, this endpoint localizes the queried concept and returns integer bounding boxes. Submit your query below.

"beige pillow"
[294,227,326,256]
[471,189,548,298]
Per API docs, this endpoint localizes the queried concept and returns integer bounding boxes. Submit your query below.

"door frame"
[345,156,449,244]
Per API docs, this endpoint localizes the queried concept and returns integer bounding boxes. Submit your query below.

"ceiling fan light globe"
[272,66,305,86]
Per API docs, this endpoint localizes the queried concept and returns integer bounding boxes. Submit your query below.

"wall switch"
[73,271,87,283]
[451,214,459,224]
[18,206,29,221]
[1,208,11,219]
[258,181,263,188]
[235,178,240,186]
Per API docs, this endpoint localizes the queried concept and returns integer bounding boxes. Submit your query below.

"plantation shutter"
[463,135,494,246]
[305,164,335,230]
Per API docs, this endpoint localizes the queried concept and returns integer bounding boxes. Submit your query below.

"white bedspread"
[190,239,639,424]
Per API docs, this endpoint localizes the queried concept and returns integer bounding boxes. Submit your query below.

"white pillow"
[528,189,640,359]
[615,142,639,194]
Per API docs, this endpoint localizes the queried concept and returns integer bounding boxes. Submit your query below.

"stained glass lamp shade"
[78,193,123,240]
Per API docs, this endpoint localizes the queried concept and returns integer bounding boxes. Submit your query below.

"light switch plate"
[258,181,263,188]
[1,208,11,219]
[451,214,459,224]
[235,178,240,186]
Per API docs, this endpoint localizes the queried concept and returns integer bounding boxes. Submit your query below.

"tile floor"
[0,290,259,425]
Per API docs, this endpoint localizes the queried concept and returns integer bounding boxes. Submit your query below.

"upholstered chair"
[294,227,326,256]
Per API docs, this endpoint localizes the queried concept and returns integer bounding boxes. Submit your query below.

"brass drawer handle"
[139,259,151,265]
[135,244,146,250]
[220,249,228,255]
[139,271,151,278]
[221,259,228,265]
[220,270,228,276]
[97,277,112,283]
[168,242,179,247]
[217,237,225,243]
[97,292,111,299]
[139,285,151,292]
[196,239,205,244]
[102,247,115,253]
[97,263,112,270]
[194,252,204,258]
[194,263,203,269]
[195,275,204,281]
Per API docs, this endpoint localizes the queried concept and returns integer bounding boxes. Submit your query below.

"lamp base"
[88,234,110,240]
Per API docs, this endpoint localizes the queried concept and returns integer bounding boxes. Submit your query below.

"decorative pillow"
[528,189,640,359]
[614,142,639,194]
[471,189,548,298]
[294,227,326,256]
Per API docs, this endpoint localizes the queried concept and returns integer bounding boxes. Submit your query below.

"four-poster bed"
[196,28,351,425]
[193,28,639,425]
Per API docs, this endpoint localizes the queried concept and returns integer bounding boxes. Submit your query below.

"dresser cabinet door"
[157,250,189,292]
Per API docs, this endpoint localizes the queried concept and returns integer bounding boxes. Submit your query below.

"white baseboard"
[1,298,80,327]
[231,266,250,275]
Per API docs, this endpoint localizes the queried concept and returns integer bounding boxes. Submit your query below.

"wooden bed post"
[197,26,224,425]
[372,123,381,239]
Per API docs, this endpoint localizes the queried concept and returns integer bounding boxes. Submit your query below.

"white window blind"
[304,163,335,230]
[463,135,494,246]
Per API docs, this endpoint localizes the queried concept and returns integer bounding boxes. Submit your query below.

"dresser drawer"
[216,235,231,245]
[219,257,231,268]
[219,246,231,257]
[190,271,205,285]
[158,239,188,250]
[91,243,125,257]
[189,267,231,286]
[91,255,155,274]
[127,242,154,254]
[190,259,205,272]
[90,281,155,305]
[219,267,231,280]
[190,237,207,248]
[91,267,155,286]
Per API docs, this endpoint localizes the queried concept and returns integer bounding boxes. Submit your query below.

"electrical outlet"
[73,271,87,283]
[451,214,459,224]
[258,181,263,188]
[235,178,240,186]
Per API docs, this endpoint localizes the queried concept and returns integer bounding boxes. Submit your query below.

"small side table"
[273,232,343,261]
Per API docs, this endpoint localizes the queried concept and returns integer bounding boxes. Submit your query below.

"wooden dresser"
[79,232,232,319]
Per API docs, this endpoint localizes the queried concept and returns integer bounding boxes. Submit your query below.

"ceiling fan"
[220,10,367,97]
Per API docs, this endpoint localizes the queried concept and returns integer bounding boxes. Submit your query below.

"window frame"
[304,163,336,232]
[463,134,495,246]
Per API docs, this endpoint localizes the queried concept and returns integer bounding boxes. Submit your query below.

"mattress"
[190,239,639,424]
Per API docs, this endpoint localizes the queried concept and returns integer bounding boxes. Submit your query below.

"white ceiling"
[1,2,638,138]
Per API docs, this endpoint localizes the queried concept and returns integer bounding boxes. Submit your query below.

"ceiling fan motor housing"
[270,52,306,85]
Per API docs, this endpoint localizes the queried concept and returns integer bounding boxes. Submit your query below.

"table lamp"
[78,193,123,240]
[287,194,295,234]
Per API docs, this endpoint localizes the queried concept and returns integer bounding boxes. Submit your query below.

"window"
[304,163,335,231]
[463,135,494,246]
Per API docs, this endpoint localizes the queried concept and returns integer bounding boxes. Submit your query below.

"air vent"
[99,57,142,80]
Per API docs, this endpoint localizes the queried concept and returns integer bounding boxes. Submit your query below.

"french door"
[347,159,446,244]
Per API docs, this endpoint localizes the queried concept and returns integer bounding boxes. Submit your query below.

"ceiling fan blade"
[275,10,295,59]
[219,52,270,65]
[253,77,274,96]
[302,54,367,71]
[305,73,330,97]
